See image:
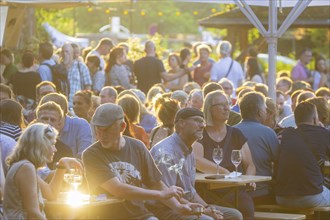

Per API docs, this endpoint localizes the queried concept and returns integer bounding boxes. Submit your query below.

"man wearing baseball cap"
[149,107,243,220]
[82,103,202,219]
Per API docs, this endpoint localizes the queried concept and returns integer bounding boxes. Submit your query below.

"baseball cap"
[91,103,124,127]
[174,107,204,123]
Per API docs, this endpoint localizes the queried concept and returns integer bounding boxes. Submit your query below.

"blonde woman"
[3,123,82,219]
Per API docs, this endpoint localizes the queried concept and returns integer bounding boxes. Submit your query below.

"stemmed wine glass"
[212,146,223,177]
[64,169,82,191]
[231,150,242,178]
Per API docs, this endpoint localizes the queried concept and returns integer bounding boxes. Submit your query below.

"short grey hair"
[239,91,266,120]
[217,41,232,56]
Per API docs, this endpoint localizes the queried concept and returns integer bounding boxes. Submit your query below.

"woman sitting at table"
[3,123,82,219]
[192,90,256,220]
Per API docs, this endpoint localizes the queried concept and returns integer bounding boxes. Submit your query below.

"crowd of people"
[0,37,329,219]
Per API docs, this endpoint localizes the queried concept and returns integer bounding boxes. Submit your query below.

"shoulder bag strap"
[225,59,234,78]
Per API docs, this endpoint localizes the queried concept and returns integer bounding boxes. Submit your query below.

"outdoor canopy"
[175,0,329,99]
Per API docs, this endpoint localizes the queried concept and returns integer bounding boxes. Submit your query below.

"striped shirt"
[0,122,22,141]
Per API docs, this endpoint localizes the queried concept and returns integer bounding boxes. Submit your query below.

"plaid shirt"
[67,60,92,108]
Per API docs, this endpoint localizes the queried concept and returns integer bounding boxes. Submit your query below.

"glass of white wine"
[64,169,82,191]
[212,147,223,176]
[231,150,242,178]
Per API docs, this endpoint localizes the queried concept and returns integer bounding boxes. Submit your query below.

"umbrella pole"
[267,0,277,100]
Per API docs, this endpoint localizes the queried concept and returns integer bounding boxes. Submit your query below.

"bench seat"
[255,211,306,220]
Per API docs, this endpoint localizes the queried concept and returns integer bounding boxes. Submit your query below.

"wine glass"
[64,169,82,191]
[231,150,242,177]
[71,169,82,191]
[212,147,223,176]
[64,169,74,185]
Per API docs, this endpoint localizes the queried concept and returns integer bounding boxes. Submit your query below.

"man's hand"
[204,205,223,220]
[160,185,184,200]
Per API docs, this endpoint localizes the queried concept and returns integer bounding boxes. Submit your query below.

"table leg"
[235,187,239,208]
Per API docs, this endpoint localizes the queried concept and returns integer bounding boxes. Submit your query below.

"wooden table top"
[195,173,272,190]
[45,193,124,208]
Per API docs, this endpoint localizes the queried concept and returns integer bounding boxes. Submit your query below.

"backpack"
[41,63,70,97]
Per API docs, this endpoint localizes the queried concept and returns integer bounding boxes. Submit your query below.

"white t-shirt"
[210,57,244,96]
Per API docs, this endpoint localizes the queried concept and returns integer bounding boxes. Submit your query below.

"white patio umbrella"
[176,0,330,99]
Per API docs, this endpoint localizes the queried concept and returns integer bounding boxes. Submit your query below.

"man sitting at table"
[82,103,202,219]
[275,101,330,209]
[234,92,279,204]
[149,107,243,220]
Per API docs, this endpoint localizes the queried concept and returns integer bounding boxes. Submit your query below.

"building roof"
[199,6,330,29]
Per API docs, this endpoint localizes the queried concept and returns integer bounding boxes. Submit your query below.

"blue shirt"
[150,132,197,201]
[38,59,56,81]
[59,116,93,158]
[0,134,16,174]
[234,119,279,197]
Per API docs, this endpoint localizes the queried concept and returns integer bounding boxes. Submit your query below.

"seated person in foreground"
[82,103,203,219]
[275,101,330,209]
[192,91,256,219]
[234,92,279,204]
[150,107,243,220]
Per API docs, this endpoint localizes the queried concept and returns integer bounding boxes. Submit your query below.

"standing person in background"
[193,44,213,87]
[86,38,114,71]
[86,55,105,95]
[165,54,188,91]
[71,43,84,62]
[38,42,56,82]
[134,41,186,94]
[61,43,92,109]
[245,57,264,84]
[180,48,194,82]
[0,49,17,84]
[210,41,244,97]
[117,42,134,73]
[105,46,134,89]
[312,56,328,90]
[9,50,41,114]
[291,48,313,84]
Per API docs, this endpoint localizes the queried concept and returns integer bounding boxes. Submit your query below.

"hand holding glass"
[231,150,242,177]
[64,169,82,191]
[212,147,223,176]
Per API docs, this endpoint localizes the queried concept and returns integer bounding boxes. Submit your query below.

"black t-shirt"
[47,140,73,170]
[197,126,247,172]
[134,56,165,94]
[275,127,324,196]
[9,71,41,100]
[82,136,162,219]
